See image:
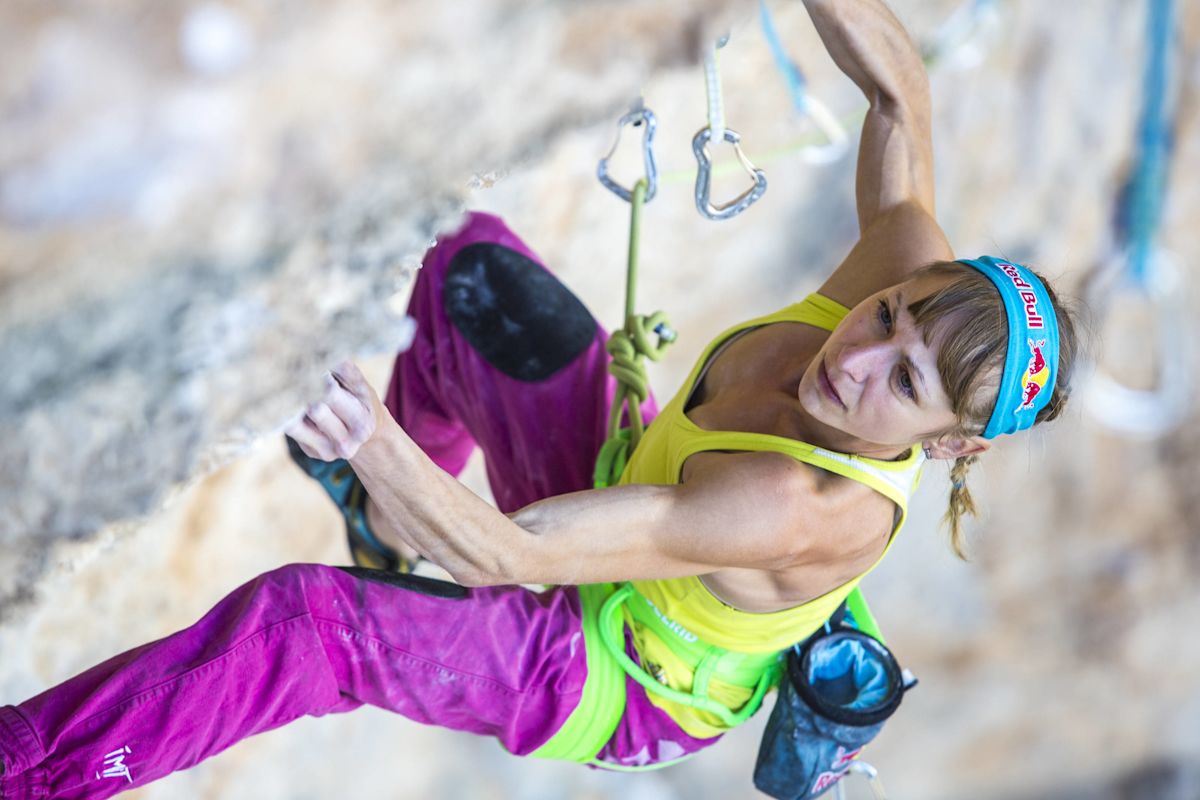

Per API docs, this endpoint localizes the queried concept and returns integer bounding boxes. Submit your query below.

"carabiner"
[831,760,888,800]
[1083,249,1192,437]
[597,107,659,204]
[692,126,768,221]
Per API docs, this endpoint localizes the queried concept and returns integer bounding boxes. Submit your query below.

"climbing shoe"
[285,436,418,573]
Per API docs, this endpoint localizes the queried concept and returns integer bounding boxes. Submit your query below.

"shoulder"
[681,449,818,502]
[680,451,892,566]
[817,200,955,310]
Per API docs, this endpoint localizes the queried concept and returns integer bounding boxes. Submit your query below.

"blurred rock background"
[2,0,1199,798]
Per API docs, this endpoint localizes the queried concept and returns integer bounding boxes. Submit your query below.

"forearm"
[801,0,937,229]
[802,0,929,110]
[352,420,718,586]
[354,429,697,586]
[350,423,827,588]
[350,420,530,586]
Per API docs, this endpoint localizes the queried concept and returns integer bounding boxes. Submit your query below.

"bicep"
[811,92,953,309]
[503,454,821,586]
[854,96,936,231]
[816,198,954,309]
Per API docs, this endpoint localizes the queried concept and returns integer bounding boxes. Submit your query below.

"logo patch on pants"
[96,746,133,783]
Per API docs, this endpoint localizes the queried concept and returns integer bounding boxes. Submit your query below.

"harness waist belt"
[604,584,781,728]
[530,582,783,764]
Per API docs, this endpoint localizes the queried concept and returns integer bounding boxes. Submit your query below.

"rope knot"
[605,312,674,406]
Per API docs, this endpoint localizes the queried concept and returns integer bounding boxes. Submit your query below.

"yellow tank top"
[617,293,925,739]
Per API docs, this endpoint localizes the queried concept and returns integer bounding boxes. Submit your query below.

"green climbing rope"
[593,178,675,489]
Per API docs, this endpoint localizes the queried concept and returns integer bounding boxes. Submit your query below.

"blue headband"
[958,256,1060,439]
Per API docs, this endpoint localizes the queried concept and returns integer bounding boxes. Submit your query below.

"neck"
[788,363,916,462]
[799,415,915,461]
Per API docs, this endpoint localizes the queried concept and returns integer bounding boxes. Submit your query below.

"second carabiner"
[693,127,768,221]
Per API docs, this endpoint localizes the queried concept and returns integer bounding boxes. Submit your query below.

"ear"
[922,435,990,461]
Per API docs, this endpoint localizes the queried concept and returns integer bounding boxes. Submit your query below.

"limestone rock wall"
[3,1,1200,798]
[0,0,739,609]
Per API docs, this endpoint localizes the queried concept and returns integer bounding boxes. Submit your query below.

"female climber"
[0,0,1079,797]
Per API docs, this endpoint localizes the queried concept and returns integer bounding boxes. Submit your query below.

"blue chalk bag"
[753,622,912,800]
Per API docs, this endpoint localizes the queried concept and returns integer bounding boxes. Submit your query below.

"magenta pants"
[0,213,719,800]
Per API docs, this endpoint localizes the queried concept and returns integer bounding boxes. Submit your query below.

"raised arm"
[805,0,934,225]
[802,0,953,307]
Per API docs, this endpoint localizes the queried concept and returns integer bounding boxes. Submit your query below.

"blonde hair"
[907,261,1079,559]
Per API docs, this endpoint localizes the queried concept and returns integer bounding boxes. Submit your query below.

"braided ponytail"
[944,454,979,561]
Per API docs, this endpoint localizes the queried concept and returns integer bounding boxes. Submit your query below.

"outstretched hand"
[285,361,386,462]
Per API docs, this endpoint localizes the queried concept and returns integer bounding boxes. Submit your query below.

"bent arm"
[505,452,828,585]
[351,418,830,587]
[802,0,953,307]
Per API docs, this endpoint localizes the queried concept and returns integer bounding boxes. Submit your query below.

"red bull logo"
[811,746,862,794]
[1016,338,1049,413]
[997,262,1045,329]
